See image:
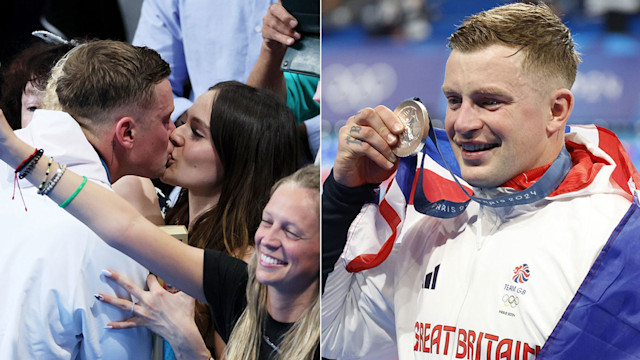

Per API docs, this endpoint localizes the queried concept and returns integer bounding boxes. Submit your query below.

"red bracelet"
[15,148,38,173]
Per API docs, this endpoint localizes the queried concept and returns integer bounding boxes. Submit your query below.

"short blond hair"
[448,3,581,89]
[44,40,170,126]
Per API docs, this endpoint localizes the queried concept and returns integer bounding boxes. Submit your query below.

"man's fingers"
[373,105,405,134]
[348,107,404,147]
[339,125,396,169]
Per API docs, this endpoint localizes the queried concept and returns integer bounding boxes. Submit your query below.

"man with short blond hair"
[0,40,175,359]
[322,3,640,359]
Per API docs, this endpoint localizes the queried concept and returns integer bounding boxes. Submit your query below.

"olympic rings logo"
[502,294,519,308]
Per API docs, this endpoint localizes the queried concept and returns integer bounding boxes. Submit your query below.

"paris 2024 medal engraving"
[392,99,429,157]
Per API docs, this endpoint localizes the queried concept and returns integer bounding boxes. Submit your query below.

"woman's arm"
[0,110,206,302]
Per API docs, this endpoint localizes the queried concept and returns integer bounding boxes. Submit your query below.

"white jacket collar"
[7,110,110,188]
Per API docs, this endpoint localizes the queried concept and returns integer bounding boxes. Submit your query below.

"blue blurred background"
[321,0,640,178]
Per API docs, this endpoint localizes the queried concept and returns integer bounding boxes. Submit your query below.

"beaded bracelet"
[41,163,66,196]
[37,157,54,195]
[18,148,44,179]
[60,176,87,208]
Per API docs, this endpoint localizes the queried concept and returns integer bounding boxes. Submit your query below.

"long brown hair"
[164,81,300,345]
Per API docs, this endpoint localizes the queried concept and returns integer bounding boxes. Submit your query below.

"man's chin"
[148,167,168,180]
[460,168,503,188]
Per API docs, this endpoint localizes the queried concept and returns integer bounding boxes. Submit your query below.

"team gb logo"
[512,264,530,283]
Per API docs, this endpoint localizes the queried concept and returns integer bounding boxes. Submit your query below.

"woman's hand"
[96,270,211,360]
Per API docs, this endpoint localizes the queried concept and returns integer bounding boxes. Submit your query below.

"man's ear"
[114,117,136,149]
[547,88,574,136]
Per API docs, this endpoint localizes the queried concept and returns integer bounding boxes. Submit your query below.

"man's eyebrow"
[441,86,456,94]
[475,87,509,96]
[441,86,509,97]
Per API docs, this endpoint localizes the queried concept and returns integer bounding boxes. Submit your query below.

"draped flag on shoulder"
[342,123,640,357]
[540,125,640,359]
[343,124,640,273]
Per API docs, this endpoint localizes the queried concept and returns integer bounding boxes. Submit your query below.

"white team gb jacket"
[322,125,639,360]
[0,110,152,359]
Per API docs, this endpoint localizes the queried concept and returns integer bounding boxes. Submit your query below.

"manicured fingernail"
[293,31,301,40]
[286,38,294,45]
[387,133,397,143]
[289,20,297,28]
[101,269,113,278]
[393,122,403,132]
[104,325,113,329]
[389,152,397,162]
[386,160,395,169]
[94,294,104,301]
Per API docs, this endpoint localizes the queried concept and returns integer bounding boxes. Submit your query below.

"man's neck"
[80,126,122,184]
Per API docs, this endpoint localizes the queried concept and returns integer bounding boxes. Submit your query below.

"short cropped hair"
[45,40,170,125]
[448,3,581,89]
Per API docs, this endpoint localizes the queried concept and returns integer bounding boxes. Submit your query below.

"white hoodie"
[0,110,152,359]
[322,125,639,360]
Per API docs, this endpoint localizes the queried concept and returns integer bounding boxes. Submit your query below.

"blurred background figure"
[0,0,136,69]
[0,38,74,129]
[132,0,276,124]
[321,0,640,180]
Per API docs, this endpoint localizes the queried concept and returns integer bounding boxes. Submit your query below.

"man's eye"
[447,97,461,109]
[27,106,38,112]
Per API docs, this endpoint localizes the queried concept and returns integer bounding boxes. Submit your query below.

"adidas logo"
[423,264,440,290]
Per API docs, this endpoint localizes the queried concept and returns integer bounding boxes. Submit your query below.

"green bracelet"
[60,176,87,208]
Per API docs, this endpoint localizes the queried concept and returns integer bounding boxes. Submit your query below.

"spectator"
[132,0,277,124]
[247,2,320,164]
[0,40,73,129]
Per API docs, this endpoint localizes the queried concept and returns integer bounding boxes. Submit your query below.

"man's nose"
[167,119,176,135]
[453,102,483,136]
[169,126,184,147]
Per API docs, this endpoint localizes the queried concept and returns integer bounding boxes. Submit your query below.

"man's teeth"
[462,143,497,152]
[261,253,286,265]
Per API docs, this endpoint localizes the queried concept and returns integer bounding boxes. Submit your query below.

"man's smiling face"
[443,44,557,188]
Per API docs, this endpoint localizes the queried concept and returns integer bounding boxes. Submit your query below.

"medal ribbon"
[412,119,573,218]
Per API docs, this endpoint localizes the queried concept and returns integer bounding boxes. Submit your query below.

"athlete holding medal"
[322,3,640,359]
